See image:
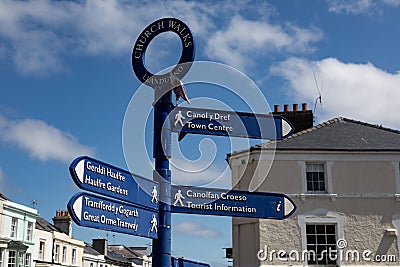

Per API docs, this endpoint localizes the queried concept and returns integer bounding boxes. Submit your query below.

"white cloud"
[205,16,322,71]
[0,0,321,75]
[0,114,95,162]
[383,0,400,5]
[328,0,376,14]
[270,57,400,129]
[327,0,400,15]
[174,221,222,237]
[0,0,215,75]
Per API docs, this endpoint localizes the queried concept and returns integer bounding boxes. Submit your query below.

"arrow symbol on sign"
[75,159,85,183]
[72,195,83,221]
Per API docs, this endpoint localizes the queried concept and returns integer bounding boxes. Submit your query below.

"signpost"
[66,16,298,267]
[70,156,158,210]
[170,106,294,140]
[67,192,158,239]
[132,17,196,267]
[171,186,296,220]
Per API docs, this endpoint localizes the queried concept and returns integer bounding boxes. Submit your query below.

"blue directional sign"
[171,185,296,219]
[170,107,294,140]
[69,156,158,210]
[68,193,159,239]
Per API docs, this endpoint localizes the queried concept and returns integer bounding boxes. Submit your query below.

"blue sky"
[1,0,400,266]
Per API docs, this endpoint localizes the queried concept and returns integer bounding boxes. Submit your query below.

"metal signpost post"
[132,18,195,267]
[67,17,297,267]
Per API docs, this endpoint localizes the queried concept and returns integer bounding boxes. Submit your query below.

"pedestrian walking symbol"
[151,186,158,203]
[150,214,158,233]
[174,111,185,127]
[173,190,185,207]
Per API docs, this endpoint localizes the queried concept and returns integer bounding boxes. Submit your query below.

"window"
[8,251,16,267]
[54,245,60,263]
[62,246,67,263]
[0,248,3,267]
[26,222,33,242]
[24,254,30,267]
[38,241,45,261]
[306,224,337,266]
[90,263,93,267]
[18,252,24,267]
[11,218,18,238]
[71,248,76,265]
[306,163,326,192]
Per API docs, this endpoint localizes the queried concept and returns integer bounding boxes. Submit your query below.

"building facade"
[228,117,400,266]
[33,211,84,267]
[0,193,38,267]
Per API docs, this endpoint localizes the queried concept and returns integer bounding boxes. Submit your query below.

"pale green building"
[0,193,38,267]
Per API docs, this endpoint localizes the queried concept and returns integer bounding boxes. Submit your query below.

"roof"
[35,217,59,232]
[106,250,130,264]
[8,240,28,250]
[84,243,102,256]
[0,193,9,201]
[108,245,147,259]
[230,117,400,156]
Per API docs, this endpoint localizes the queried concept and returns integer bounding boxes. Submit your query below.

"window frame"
[306,223,337,266]
[8,250,16,267]
[298,209,345,266]
[26,222,33,242]
[17,252,24,267]
[54,244,60,263]
[306,162,327,193]
[0,248,3,267]
[24,254,30,267]
[62,246,67,264]
[71,248,77,265]
[11,218,18,238]
[38,240,45,261]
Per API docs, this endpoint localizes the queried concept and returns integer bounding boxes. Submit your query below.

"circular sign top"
[132,17,195,85]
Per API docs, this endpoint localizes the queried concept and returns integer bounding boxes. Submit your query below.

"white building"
[0,193,38,267]
[33,210,84,267]
[228,115,400,266]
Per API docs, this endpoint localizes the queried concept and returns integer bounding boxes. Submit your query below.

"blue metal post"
[152,85,172,267]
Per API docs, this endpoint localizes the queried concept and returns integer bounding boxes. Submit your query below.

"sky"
[1,0,400,266]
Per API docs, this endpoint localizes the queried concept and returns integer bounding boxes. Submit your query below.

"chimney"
[271,103,313,134]
[283,104,289,112]
[93,239,108,256]
[53,210,72,237]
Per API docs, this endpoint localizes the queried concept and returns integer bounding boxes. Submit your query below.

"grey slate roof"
[108,245,147,259]
[84,243,102,256]
[0,193,9,201]
[106,250,130,264]
[239,117,400,153]
[35,217,59,232]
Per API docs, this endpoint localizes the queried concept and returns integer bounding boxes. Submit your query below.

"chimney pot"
[274,105,280,112]
[293,104,299,111]
[302,103,308,111]
[284,104,289,112]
